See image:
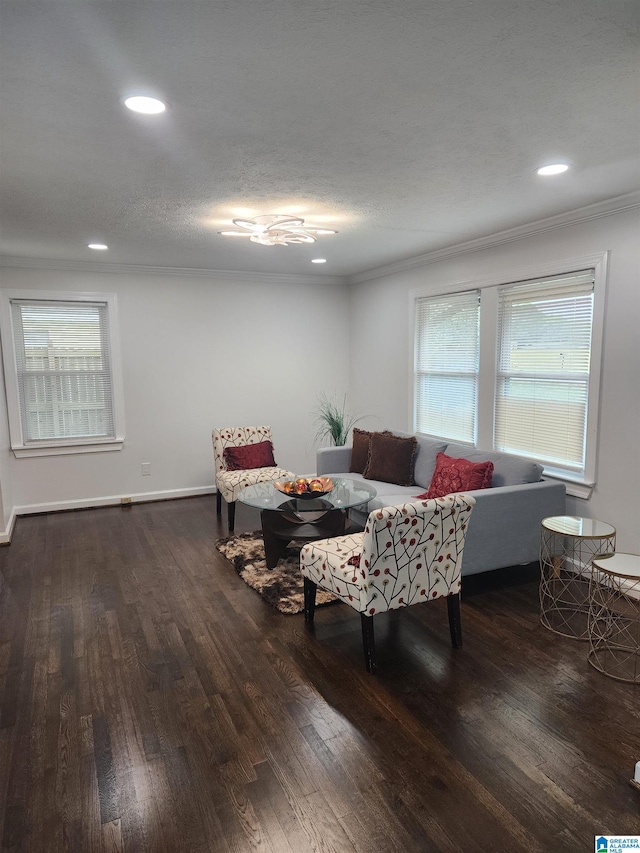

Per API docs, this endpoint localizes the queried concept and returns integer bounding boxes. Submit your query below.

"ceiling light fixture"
[537,163,569,176]
[124,95,166,115]
[219,214,337,246]
[88,243,108,250]
[311,258,327,264]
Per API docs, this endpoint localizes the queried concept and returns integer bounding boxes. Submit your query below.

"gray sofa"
[316,432,566,577]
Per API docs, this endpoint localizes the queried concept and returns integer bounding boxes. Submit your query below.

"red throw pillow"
[416,452,494,499]
[223,440,276,471]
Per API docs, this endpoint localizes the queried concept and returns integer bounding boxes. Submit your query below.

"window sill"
[13,439,125,458]
[542,472,594,500]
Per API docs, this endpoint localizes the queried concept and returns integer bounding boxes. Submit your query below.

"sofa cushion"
[444,443,543,487]
[363,432,417,486]
[363,481,418,502]
[223,440,276,471]
[413,435,448,488]
[418,451,494,499]
[380,430,446,489]
[349,428,373,474]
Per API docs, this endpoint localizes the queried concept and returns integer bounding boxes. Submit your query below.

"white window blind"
[11,299,115,443]
[495,271,594,476]
[415,290,480,443]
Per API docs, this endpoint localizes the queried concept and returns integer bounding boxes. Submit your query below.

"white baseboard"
[0,508,17,545]
[2,485,217,543]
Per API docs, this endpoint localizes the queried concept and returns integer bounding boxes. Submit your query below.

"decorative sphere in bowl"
[275,476,334,499]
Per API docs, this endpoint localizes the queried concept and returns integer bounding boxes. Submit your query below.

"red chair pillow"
[416,451,494,499]
[223,440,276,471]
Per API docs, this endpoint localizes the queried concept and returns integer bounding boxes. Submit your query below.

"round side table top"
[592,552,640,580]
[542,515,616,539]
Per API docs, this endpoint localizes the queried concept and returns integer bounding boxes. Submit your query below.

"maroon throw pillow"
[416,452,494,499]
[223,440,276,471]
[349,428,373,474]
[363,431,417,486]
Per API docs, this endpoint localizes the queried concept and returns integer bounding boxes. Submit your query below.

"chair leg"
[216,490,222,516]
[303,577,317,623]
[228,500,236,533]
[447,593,463,649]
[360,613,377,674]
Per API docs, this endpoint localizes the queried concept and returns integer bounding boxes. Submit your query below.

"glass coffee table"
[238,478,377,569]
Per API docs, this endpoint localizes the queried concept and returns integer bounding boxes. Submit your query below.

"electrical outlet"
[141,462,151,476]
[121,497,132,505]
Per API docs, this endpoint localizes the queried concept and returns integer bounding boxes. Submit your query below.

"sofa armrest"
[460,479,566,575]
[316,445,352,475]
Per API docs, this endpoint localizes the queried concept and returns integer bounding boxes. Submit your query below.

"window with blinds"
[412,256,605,493]
[0,290,124,456]
[11,299,115,443]
[495,272,594,477]
[414,290,480,443]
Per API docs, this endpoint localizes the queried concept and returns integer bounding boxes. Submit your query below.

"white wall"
[0,266,350,516]
[1,206,638,553]
[0,350,14,539]
[348,207,640,553]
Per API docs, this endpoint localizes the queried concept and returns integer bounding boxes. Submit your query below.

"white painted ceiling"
[1,0,638,279]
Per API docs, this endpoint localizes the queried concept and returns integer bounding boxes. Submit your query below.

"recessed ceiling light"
[88,243,108,250]
[311,258,327,264]
[124,95,166,115]
[537,163,569,176]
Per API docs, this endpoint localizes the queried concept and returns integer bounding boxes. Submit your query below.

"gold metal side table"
[588,553,640,683]
[540,516,616,640]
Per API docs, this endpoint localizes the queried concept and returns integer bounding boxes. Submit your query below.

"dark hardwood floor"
[0,496,638,852]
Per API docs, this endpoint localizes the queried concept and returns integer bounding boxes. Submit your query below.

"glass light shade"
[124,96,166,114]
[537,163,569,175]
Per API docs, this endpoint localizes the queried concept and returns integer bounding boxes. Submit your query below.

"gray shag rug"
[215,531,336,614]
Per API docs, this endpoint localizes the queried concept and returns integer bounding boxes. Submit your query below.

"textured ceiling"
[1,0,638,278]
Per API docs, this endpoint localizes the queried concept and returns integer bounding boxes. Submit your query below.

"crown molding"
[2,192,637,287]
[349,192,640,285]
[0,256,347,286]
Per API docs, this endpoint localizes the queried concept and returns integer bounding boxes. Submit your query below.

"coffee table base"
[261,508,346,569]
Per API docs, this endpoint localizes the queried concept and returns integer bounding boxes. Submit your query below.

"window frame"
[0,289,126,457]
[410,252,608,498]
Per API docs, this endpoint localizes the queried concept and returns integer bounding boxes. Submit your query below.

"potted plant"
[314,393,362,446]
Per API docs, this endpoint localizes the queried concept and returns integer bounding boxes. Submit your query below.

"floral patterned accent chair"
[300,494,476,672]
[212,426,295,533]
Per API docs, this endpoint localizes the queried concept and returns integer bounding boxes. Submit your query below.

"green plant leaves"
[313,393,362,446]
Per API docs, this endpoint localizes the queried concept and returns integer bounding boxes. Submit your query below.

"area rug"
[215,531,337,615]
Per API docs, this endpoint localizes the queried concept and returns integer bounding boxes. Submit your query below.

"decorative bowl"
[274,476,334,499]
